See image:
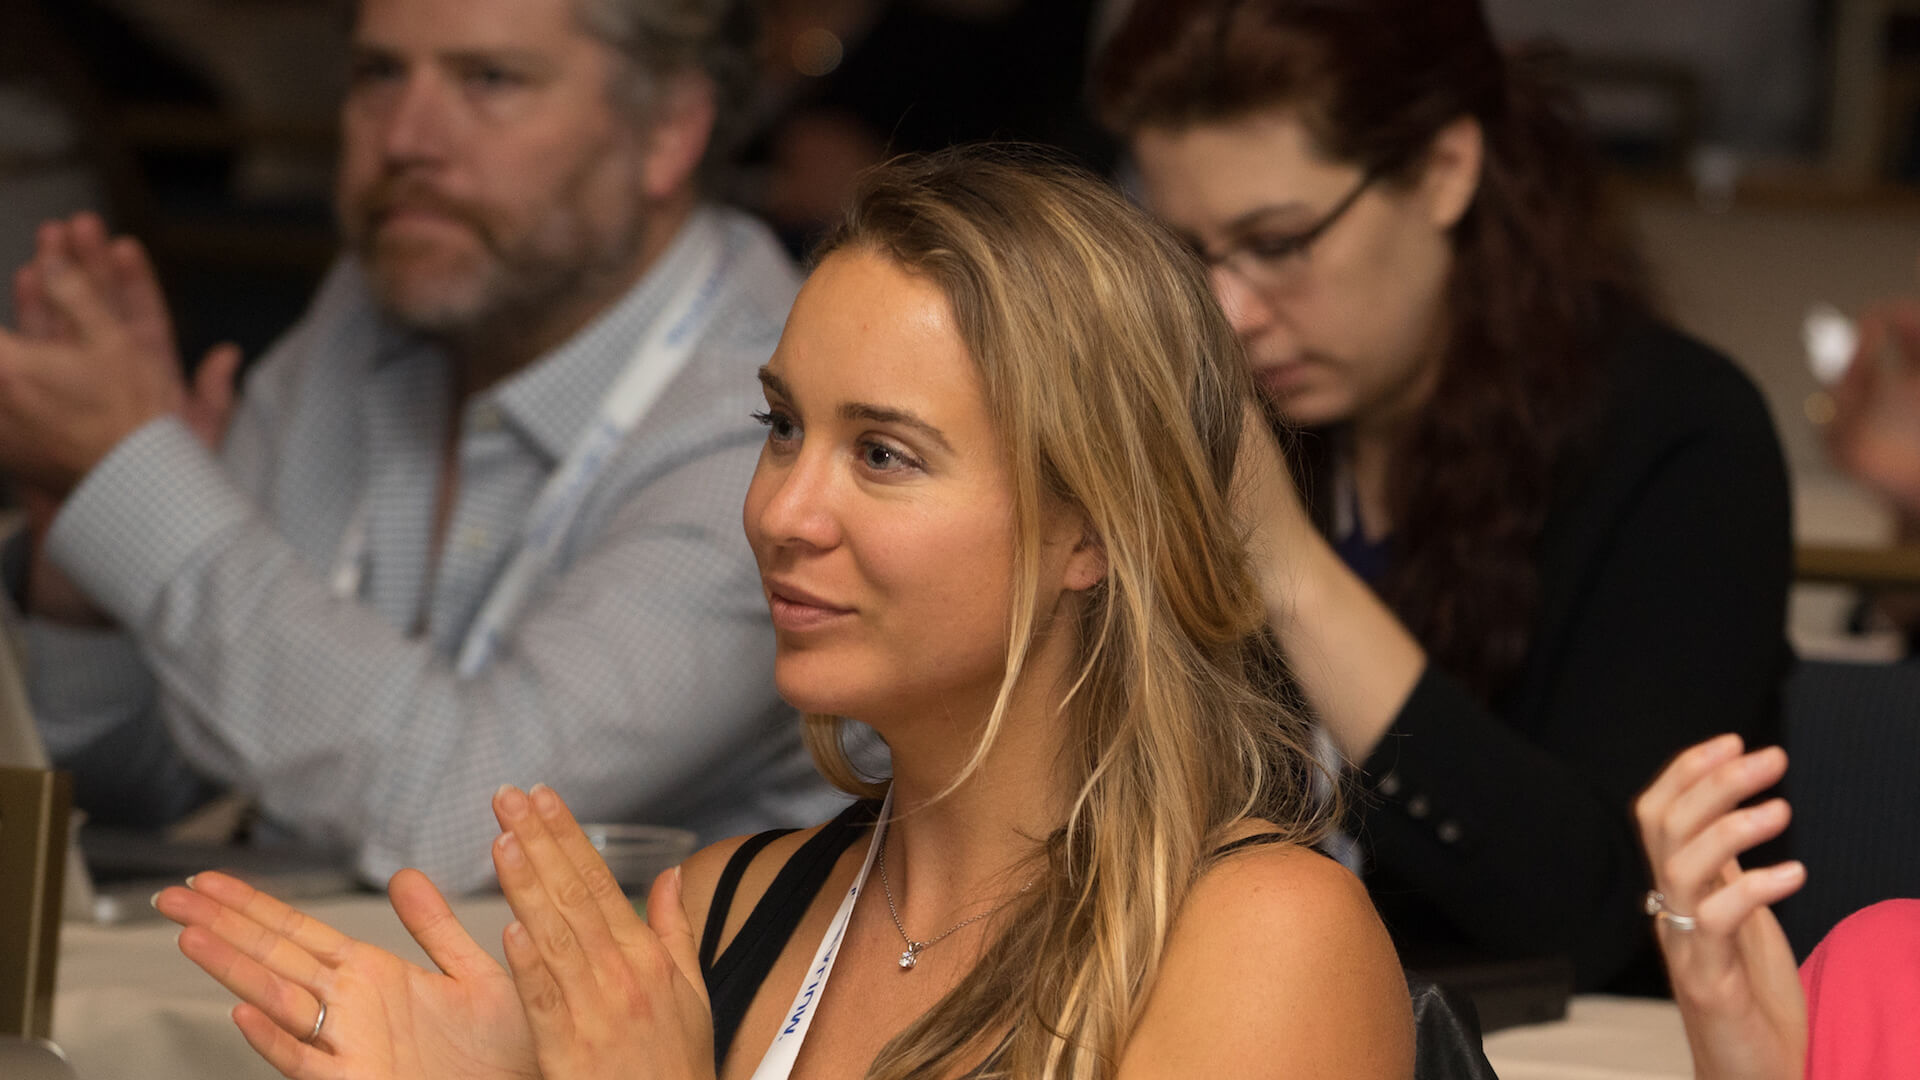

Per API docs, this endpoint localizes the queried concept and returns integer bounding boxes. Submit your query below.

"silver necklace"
[877,839,1034,971]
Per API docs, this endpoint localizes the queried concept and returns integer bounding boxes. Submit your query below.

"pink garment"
[1800,898,1920,1077]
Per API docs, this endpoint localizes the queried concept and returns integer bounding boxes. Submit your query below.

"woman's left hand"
[153,869,536,1080]
[490,785,717,1080]
[1634,735,1806,1080]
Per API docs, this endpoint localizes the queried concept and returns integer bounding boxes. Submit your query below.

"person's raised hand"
[491,784,717,1080]
[1231,398,1316,593]
[0,213,241,493]
[80,213,243,451]
[1634,735,1807,1080]
[152,869,537,1080]
[3,216,242,624]
[1824,301,1920,517]
[9,222,118,624]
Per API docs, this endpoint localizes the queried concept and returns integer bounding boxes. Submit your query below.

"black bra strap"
[1211,832,1289,859]
[700,828,797,972]
[707,799,879,1064]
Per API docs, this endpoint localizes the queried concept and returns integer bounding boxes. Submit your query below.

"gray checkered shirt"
[21,206,846,891]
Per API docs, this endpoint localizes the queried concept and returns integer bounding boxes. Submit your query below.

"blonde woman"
[152,149,1413,1079]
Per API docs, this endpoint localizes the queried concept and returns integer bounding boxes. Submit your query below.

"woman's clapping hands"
[489,784,716,1080]
[152,868,537,1080]
[154,783,716,1080]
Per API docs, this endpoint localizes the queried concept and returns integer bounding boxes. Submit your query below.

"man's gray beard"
[366,250,599,343]
[354,218,651,346]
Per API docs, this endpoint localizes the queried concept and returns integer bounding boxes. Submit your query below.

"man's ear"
[1417,114,1484,231]
[642,72,718,201]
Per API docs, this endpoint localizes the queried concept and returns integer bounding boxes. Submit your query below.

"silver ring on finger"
[305,999,328,1044]
[1644,889,1698,932]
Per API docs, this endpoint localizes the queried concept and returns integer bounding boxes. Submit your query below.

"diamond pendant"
[898,945,920,970]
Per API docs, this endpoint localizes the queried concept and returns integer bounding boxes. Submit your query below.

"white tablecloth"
[52,897,1695,1079]
[53,894,517,1080]
[1483,996,1693,1079]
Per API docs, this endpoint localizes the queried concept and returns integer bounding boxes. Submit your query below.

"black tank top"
[701,799,880,1064]
[697,801,1288,1067]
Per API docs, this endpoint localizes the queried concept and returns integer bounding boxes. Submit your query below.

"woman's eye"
[751,409,799,444]
[859,441,919,473]
[1246,234,1309,262]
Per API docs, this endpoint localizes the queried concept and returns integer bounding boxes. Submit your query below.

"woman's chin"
[1260,385,1351,430]
[774,670,867,719]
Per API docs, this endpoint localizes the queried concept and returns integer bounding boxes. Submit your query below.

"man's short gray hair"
[572,0,760,166]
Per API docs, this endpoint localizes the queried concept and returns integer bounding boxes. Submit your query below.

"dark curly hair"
[1093,0,1650,698]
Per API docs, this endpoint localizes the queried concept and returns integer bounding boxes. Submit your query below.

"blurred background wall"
[6,0,1920,651]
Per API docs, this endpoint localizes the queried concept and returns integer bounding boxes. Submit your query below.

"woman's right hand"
[1633,734,1807,1080]
[489,784,717,1080]
[1229,397,1425,763]
[153,869,538,1080]
[1231,399,1318,591]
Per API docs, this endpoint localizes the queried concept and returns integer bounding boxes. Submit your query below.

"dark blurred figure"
[1094,0,1793,993]
[741,0,1115,253]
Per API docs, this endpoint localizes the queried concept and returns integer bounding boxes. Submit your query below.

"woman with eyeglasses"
[1095,0,1792,992]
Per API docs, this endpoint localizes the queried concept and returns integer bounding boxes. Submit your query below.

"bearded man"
[0,0,837,892]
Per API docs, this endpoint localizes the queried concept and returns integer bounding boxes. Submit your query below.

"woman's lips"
[766,584,854,632]
[1255,362,1312,396]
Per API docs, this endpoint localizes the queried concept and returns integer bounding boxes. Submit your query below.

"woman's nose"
[747,448,843,555]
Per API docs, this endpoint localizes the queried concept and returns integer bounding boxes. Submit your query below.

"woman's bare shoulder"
[1187,836,1380,941]
[1119,838,1414,1079]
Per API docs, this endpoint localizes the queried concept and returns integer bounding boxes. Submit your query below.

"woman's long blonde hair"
[803,147,1331,1079]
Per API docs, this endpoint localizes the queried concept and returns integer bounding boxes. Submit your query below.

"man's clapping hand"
[4,213,242,624]
[1,212,239,493]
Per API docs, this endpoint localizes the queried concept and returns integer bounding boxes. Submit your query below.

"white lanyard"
[748,790,891,1080]
[330,216,734,677]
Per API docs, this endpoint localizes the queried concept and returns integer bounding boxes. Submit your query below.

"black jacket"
[1355,317,1793,992]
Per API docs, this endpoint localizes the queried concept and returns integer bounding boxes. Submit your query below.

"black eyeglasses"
[1192,170,1377,295]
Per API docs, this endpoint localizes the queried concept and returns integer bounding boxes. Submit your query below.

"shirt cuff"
[21,617,152,756]
[46,417,254,626]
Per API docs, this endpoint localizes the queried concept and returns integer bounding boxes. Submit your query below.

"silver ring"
[1644,889,1698,932]
[305,999,328,1044]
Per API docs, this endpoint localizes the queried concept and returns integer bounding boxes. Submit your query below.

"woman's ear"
[1418,115,1485,231]
[1062,526,1108,593]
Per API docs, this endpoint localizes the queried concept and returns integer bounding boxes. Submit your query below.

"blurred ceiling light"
[792,28,845,78]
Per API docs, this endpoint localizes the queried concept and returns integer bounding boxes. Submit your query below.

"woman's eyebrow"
[1224,202,1316,235]
[756,367,788,396]
[757,369,953,452]
[840,403,953,452]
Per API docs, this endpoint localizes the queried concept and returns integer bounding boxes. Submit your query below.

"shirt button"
[1405,794,1431,820]
[459,526,491,550]
[1436,820,1463,844]
[1376,771,1402,797]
